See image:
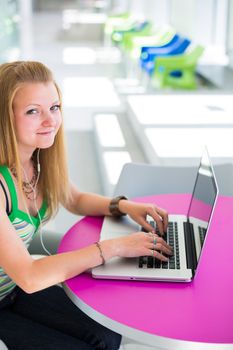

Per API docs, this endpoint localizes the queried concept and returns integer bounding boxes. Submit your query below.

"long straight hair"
[0,61,70,218]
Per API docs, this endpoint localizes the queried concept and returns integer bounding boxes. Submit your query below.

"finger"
[146,207,163,234]
[154,236,173,251]
[140,219,155,233]
[149,208,168,235]
[156,207,168,232]
[148,236,172,254]
[150,242,173,256]
[149,249,168,262]
[151,212,164,236]
[143,232,154,246]
[153,236,173,252]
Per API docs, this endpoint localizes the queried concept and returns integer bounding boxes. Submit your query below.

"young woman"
[0,61,172,349]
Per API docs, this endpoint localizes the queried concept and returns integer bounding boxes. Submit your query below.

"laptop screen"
[187,149,218,264]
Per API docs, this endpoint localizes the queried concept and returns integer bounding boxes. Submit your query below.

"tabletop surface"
[127,94,233,125]
[58,194,233,345]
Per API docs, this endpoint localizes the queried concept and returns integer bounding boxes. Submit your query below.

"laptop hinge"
[183,221,197,272]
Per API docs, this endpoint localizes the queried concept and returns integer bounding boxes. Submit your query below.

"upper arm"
[0,198,33,290]
[61,181,83,213]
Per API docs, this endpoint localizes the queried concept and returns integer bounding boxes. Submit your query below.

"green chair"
[104,13,135,45]
[152,45,204,89]
[112,21,153,46]
[104,12,133,36]
[119,22,156,52]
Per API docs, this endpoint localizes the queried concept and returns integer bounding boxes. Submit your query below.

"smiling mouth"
[37,130,55,135]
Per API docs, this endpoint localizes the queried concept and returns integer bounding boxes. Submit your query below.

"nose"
[42,110,56,126]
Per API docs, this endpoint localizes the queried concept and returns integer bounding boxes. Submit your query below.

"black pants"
[0,286,121,350]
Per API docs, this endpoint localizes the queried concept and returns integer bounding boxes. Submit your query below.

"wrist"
[118,199,128,214]
[95,242,105,264]
[109,195,128,217]
[100,239,117,260]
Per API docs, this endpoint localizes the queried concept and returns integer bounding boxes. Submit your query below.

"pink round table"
[58,194,233,349]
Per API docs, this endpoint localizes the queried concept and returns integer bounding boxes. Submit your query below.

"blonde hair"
[0,61,70,218]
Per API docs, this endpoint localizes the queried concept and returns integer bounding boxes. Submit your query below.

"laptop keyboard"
[138,221,180,270]
[198,226,207,247]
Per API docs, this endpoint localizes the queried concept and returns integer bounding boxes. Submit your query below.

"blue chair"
[140,34,180,60]
[140,36,191,75]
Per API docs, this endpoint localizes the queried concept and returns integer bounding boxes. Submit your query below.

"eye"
[26,108,39,115]
[50,104,61,112]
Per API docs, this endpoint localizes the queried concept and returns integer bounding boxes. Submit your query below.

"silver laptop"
[92,149,218,282]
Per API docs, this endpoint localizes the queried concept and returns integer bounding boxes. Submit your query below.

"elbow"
[23,282,38,294]
[11,259,45,294]
[16,267,40,294]
[19,278,38,294]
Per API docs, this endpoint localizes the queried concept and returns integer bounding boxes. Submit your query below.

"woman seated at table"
[0,61,172,349]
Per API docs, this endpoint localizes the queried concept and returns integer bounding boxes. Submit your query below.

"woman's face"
[13,81,62,154]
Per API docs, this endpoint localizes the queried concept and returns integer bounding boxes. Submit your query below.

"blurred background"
[1,0,233,252]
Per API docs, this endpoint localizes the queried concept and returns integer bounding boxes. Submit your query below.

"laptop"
[92,149,219,282]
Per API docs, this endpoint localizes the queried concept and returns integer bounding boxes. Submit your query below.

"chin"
[37,140,56,149]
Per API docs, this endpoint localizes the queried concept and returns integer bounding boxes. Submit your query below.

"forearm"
[68,192,113,216]
[28,240,115,293]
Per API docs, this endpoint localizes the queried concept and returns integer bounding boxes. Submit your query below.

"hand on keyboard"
[112,231,173,262]
[139,222,179,269]
[118,200,168,236]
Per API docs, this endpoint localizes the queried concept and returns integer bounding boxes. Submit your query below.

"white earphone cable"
[21,149,51,256]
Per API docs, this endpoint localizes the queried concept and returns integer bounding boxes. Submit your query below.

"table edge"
[63,283,233,348]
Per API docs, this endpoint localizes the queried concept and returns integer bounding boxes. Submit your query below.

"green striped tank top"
[0,165,48,301]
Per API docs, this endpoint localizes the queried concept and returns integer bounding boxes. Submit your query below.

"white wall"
[128,0,170,25]
[214,0,228,47]
[19,0,33,58]
[193,0,215,45]
[170,0,196,38]
[170,0,217,45]
[142,0,170,25]
[110,0,129,13]
[227,0,233,68]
